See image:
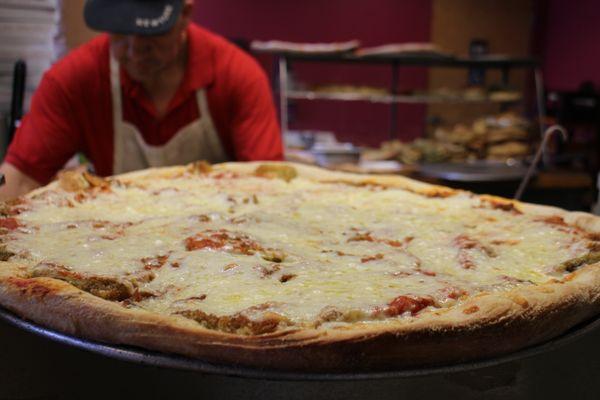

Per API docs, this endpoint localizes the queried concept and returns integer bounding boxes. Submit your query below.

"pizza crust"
[1,162,599,371]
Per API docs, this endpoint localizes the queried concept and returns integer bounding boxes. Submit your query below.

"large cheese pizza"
[0,162,599,372]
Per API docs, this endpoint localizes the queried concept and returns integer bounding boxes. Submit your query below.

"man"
[0,0,282,200]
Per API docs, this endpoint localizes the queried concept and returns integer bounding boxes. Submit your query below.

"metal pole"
[390,61,399,140]
[501,66,510,87]
[8,60,26,145]
[278,56,289,135]
[500,66,510,112]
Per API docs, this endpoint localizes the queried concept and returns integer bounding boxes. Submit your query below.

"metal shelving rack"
[263,51,540,138]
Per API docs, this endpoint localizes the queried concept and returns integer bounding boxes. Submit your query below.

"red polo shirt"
[5,24,283,184]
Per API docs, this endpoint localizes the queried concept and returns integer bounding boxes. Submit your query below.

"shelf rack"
[287,90,521,105]
[256,50,541,138]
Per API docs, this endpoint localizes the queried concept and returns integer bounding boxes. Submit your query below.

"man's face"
[109,14,188,82]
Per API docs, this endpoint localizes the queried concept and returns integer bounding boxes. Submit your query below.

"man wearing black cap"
[0,0,282,200]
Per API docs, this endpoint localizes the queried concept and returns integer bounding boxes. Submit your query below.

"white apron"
[110,57,229,174]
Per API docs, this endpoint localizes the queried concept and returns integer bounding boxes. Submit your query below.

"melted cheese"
[7,171,592,327]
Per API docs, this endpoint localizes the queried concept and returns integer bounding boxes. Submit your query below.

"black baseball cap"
[84,0,184,35]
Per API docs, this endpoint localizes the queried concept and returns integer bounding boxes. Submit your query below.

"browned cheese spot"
[463,305,480,315]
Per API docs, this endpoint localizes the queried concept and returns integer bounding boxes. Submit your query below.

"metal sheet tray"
[416,160,530,182]
[2,307,599,381]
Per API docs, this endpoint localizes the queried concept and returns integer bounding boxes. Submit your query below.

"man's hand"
[0,163,40,201]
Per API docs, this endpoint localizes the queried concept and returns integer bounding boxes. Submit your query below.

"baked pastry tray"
[1,306,599,381]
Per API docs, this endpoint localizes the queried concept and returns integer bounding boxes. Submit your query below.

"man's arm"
[0,163,40,201]
[3,73,82,188]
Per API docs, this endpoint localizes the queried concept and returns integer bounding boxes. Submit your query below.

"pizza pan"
[1,307,599,381]
[416,160,530,182]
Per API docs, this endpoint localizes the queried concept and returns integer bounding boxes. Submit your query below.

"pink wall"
[192,0,432,146]
[541,0,600,91]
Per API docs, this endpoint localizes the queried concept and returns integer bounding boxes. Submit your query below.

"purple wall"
[193,0,432,146]
[541,0,600,91]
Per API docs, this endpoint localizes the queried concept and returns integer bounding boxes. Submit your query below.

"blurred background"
[1,0,598,211]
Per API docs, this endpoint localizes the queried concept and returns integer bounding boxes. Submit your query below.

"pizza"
[0,162,599,372]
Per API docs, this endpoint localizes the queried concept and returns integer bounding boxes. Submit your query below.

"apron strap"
[195,89,229,162]
[196,89,211,125]
[109,56,124,123]
[109,55,130,173]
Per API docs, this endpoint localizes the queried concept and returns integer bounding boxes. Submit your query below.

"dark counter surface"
[1,315,599,400]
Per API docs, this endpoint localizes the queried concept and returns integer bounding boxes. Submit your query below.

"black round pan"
[1,306,598,382]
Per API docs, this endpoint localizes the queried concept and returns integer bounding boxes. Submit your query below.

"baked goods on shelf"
[363,112,532,164]
[310,85,389,96]
[356,43,451,57]
[251,40,360,55]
